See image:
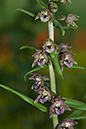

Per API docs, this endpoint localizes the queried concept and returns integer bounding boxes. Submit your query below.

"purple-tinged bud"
[32,50,50,67]
[49,97,71,118]
[48,2,58,13]
[57,119,78,129]
[35,9,52,22]
[65,14,79,27]
[29,73,45,89]
[42,38,56,53]
[34,86,53,103]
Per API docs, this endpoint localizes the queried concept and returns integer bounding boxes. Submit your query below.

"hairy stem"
[48,20,58,128]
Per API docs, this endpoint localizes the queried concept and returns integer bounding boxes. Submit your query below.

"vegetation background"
[0,0,86,129]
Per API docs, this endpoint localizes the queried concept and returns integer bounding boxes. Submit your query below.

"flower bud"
[60,0,71,4]
[50,0,59,2]
[48,2,58,13]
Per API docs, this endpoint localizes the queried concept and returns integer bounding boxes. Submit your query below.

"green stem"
[48,20,58,129]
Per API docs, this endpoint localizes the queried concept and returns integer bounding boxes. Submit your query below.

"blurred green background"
[0,0,86,129]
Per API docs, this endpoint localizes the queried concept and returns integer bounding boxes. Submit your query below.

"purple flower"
[29,73,45,89]
[32,50,50,67]
[35,9,52,22]
[57,43,77,71]
[56,13,79,27]
[58,43,71,54]
[65,14,79,27]
[34,86,53,104]
[60,52,77,71]
[57,119,78,129]
[49,97,71,118]
[42,38,56,53]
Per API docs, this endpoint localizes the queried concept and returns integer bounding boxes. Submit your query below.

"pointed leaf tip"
[24,64,47,81]
[20,46,37,50]
[16,8,35,17]
[0,84,47,112]
[37,0,48,8]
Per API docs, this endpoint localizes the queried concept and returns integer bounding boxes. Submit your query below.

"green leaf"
[67,110,82,119]
[65,98,86,111]
[0,84,47,112]
[20,45,37,50]
[50,50,63,79]
[52,19,65,36]
[24,64,47,81]
[69,116,86,120]
[64,65,86,69]
[70,65,86,69]
[63,26,77,30]
[37,0,48,8]
[16,8,35,17]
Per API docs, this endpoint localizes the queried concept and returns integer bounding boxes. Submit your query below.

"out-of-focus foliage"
[0,0,86,129]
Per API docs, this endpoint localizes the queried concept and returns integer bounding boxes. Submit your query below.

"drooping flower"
[57,43,77,71]
[65,14,79,27]
[35,8,52,22]
[34,86,53,104]
[32,50,50,67]
[56,14,79,27]
[58,43,71,54]
[57,119,78,129]
[42,38,56,53]
[49,97,71,118]
[59,52,77,71]
[29,73,45,89]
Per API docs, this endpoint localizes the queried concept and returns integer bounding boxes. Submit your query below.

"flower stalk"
[48,6,58,128]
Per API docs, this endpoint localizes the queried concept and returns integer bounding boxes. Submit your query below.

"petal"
[55,108,64,115]
[62,104,71,111]
[38,59,45,66]
[40,96,48,103]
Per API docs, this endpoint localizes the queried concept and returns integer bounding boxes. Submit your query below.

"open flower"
[32,50,50,67]
[49,97,71,117]
[29,73,45,89]
[35,8,52,22]
[34,86,53,104]
[58,43,71,53]
[60,52,77,71]
[57,43,77,71]
[56,14,79,27]
[57,119,78,129]
[42,38,56,53]
[65,14,79,27]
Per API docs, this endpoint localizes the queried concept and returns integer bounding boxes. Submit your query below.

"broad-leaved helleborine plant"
[0,0,86,129]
